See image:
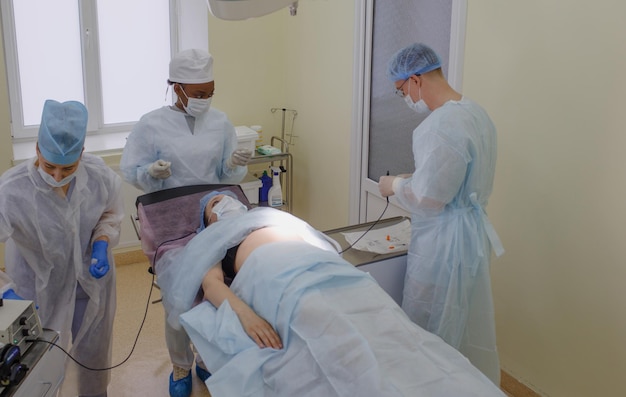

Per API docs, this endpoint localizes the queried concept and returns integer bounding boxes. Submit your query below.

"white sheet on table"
[341,219,411,254]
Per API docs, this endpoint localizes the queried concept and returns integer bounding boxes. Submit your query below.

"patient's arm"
[202,264,283,350]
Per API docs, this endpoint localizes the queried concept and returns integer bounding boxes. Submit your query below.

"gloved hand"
[226,149,252,168]
[148,159,172,179]
[90,240,109,279]
[378,175,397,197]
[2,289,24,300]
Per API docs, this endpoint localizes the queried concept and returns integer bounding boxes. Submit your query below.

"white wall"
[464,1,626,396]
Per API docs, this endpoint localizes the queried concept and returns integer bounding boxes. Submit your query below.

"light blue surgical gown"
[392,97,504,384]
[0,153,124,396]
[120,106,247,193]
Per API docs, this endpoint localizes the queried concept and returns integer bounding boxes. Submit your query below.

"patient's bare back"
[235,227,304,273]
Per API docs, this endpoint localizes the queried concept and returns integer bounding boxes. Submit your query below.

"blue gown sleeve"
[394,130,468,214]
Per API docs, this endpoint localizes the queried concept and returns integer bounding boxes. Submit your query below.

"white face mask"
[404,80,430,115]
[38,166,76,188]
[212,195,248,221]
[180,87,211,117]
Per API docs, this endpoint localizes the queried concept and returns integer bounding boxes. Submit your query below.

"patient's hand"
[238,308,283,350]
[202,265,283,350]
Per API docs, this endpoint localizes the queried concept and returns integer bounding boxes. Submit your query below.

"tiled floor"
[108,261,211,397]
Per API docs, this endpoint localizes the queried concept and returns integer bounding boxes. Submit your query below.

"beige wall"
[465,1,626,396]
[208,0,354,230]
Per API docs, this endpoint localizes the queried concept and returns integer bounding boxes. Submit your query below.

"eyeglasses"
[394,78,410,97]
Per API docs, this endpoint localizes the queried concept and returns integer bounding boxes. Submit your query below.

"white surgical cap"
[387,43,442,81]
[169,49,214,84]
[38,99,87,165]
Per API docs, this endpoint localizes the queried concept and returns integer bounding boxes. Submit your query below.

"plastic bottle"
[258,170,272,204]
[268,166,283,207]
[250,125,263,148]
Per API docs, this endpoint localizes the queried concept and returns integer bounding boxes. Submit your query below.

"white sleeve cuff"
[391,176,402,194]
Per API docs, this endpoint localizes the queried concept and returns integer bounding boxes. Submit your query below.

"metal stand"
[270,108,298,145]
[249,136,293,213]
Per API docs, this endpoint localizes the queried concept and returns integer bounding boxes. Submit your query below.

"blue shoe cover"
[169,371,192,397]
[196,364,212,382]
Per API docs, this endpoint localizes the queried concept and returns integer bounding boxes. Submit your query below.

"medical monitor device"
[206,0,298,20]
[0,299,42,355]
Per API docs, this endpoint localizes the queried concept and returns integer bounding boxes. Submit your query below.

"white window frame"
[0,0,208,161]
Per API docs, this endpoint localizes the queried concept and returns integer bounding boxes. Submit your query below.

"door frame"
[349,0,468,223]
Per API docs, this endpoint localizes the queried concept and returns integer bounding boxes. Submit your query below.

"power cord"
[338,196,390,255]
[28,274,155,371]
[27,232,195,371]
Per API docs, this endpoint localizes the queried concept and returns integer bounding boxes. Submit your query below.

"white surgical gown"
[0,153,124,396]
[120,106,247,193]
[392,97,504,384]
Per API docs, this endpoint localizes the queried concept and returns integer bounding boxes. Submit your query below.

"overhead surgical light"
[206,0,298,21]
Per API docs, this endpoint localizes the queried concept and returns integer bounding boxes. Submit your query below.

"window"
[1,0,208,158]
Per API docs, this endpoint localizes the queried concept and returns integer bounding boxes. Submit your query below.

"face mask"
[180,87,211,117]
[38,166,76,188]
[404,80,430,115]
[212,195,248,221]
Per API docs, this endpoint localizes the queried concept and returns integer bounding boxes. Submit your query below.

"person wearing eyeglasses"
[377,42,504,386]
[120,48,251,195]
[120,49,251,397]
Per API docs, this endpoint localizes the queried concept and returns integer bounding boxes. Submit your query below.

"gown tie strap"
[469,192,504,257]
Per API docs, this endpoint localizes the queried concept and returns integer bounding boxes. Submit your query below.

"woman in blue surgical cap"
[378,43,504,385]
[120,49,250,397]
[0,100,124,397]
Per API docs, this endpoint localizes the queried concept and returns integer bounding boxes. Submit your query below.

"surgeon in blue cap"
[0,99,124,397]
[378,43,504,385]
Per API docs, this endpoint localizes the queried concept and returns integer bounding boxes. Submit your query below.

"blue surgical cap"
[198,190,238,232]
[38,100,88,165]
[387,43,442,81]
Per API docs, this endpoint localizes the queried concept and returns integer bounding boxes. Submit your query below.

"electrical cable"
[339,171,392,255]
[338,196,389,255]
[27,231,195,371]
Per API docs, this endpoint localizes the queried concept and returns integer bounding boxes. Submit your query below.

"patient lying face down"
[199,192,305,350]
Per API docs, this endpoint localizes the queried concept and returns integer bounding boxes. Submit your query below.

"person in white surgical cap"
[0,99,124,397]
[120,48,251,194]
[120,48,249,397]
[378,43,505,385]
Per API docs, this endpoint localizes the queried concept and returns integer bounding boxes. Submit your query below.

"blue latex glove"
[90,240,109,279]
[2,288,24,300]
